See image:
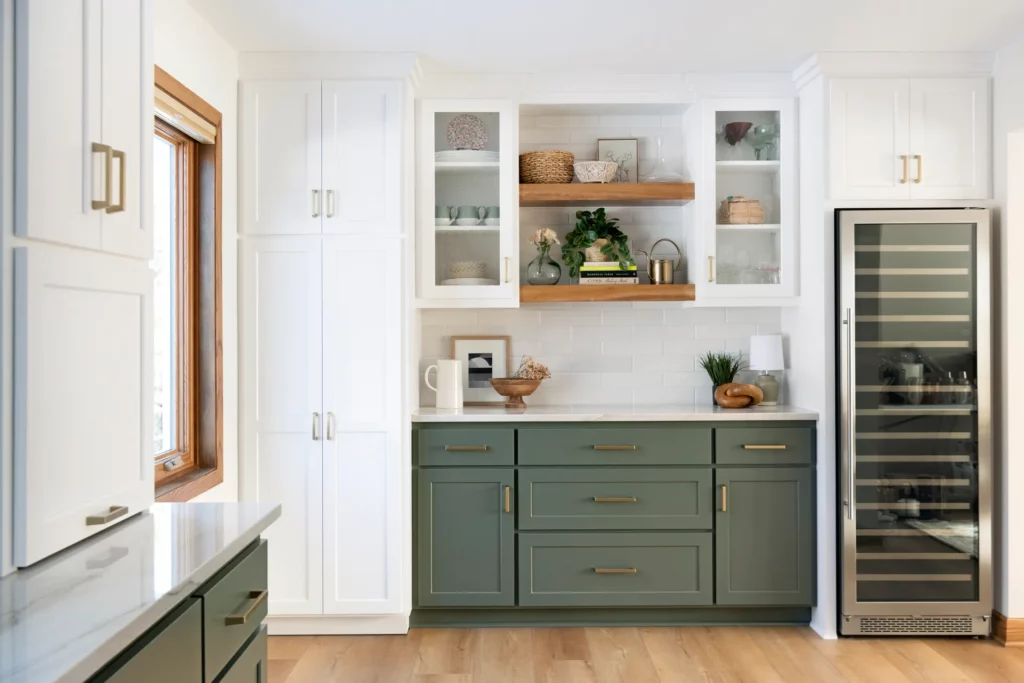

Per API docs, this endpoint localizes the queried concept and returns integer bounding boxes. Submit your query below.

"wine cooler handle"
[844,306,854,520]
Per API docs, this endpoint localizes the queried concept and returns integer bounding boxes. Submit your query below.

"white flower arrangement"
[529,228,560,249]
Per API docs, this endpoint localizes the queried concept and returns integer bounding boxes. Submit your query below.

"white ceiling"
[190,0,1024,73]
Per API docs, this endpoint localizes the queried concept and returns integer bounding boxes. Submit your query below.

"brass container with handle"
[638,238,683,285]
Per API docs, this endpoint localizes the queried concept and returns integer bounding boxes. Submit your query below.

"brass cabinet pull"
[899,155,909,184]
[504,257,510,283]
[444,445,489,452]
[708,255,714,282]
[742,444,787,450]
[326,189,336,218]
[312,189,321,218]
[312,412,320,441]
[106,149,126,213]
[593,445,638,451]
[91,143,113,210]
[86,505,128,526]
[593,497,637,503]
[913,155,923,184]
[594,568,637,574]
[326,412,335,440]
[721,485,728,512]
[225,590,268,626]
[504,485,511,513]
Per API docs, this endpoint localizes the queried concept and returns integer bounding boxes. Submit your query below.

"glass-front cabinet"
[417,100,518,306]
[692,99,796,302]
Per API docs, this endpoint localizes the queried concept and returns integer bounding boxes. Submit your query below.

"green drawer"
[217,626,267,683]
[715,426,813,465]
[518,532,713,607]
[518,426,711,466]
[517,468,712,530]
[416,427,515,466]
[96,599,202,683]
[196,540,268,683]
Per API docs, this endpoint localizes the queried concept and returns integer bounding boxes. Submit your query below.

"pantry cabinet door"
[240,82,323,235]
[14,247,153,567]
[829,79,911,200]
[239,237,324,615]
[909,78,990,200]
[321,81,402,237]
[321,237,403,614]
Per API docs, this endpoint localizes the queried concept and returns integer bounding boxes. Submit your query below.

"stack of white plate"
[435,150,499,163]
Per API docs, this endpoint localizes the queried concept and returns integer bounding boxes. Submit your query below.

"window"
[153,67,223,500]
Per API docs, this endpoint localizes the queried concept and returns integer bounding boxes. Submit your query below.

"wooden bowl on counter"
[489,378,542,408]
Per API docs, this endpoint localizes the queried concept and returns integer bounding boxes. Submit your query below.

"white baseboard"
[266,613,410,635]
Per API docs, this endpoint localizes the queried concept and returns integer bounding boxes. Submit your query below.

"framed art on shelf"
[598,138,639,183]
[450,335,511,405]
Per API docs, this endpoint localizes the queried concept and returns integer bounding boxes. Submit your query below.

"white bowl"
[448,261,487,279]
[573,161,618,183]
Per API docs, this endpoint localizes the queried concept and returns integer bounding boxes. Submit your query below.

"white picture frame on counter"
[450,335,511,406]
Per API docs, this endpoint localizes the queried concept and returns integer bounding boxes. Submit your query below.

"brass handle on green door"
[225,590,268,626]
[593,497,637,503]
[504,485,511,513]
[721,485,728,512]
[594,568,637,574]
[444,445,489,452]
[592,445,637,451]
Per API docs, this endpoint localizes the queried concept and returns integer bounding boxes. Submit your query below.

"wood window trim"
[154,66,224,502]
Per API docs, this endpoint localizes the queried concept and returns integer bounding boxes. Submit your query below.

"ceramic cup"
[483,206,500,226]
[454,206,485,226]
[435,205,454,226]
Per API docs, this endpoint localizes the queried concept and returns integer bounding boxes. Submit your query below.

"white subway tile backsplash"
[695,323,759,339]
[601,308,665,326]
[573,325,632,344]
[599,115,663,128]
[535,115,600,128]
[569,355,633,373]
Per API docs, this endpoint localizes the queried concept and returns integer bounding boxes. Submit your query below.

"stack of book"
[578,262,638,285]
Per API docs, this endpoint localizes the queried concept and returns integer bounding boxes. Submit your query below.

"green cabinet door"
[416,468,515,607]
[715,467,814,606]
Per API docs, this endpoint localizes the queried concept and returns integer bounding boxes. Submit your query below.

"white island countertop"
[0,502,281,683]
[413,404,818,422]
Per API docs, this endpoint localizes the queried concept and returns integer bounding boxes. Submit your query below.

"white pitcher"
[425,359,463,410]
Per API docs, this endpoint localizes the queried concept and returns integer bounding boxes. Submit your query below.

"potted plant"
[699,352,746,406]
[560,208,634,279]
[490,355,551,409]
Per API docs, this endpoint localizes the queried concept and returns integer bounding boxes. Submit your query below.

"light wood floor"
[268,627,1024,683]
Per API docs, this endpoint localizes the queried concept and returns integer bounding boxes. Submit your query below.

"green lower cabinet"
[518,532,713,607]
[715,467,814,606]
[217,626,267,683]
[95,599,203,682]
[417,468,515,607]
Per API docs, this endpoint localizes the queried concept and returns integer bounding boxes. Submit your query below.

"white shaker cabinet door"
[240,237,324,615]
[14,247,154,567]
[321,238,402,615]
[829,79,911,200]
[909,78,990,200]
[14,0,103,249]
[322,81,402,237]
[240,82,323,235]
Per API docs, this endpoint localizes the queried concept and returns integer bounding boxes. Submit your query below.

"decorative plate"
[446,114,488,151]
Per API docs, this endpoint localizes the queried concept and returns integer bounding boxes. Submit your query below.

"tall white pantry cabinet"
[239,80,406,627]
[11,0,154,567]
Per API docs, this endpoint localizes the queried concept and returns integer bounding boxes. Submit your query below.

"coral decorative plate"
[446,114,488,151]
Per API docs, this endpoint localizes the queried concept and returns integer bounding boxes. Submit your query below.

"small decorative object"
[435,205,454,226]
[448,261,487,279]
[561,208,634,279]
[714,383,764,409]
[483,206,500,226]
[423,359,463,410]
[454,205,485,226]
[641,136,685,183]
[724,122,753,146]
[637,238,683,285]
[699,351,746,406]
[527,228,562,286]
[489,355,551,409]
[598,138,638,183]
[446,114,488,151]
[520,150,575,184]
[749,334,785,406]
[718,196,765,225]
[745,124,778,161]
[451,336,511,406]
[573,160,618,183]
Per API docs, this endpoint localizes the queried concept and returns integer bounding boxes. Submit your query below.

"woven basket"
[718,196,765,225]
[520,150,575,184]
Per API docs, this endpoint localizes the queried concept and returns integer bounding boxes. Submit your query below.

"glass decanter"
[641,136,684,183]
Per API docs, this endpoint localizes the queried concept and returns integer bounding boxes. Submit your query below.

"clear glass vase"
[527,246,562,285]
[642,136,684,183]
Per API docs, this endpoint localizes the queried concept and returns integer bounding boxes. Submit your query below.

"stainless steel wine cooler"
[837,209,992,636]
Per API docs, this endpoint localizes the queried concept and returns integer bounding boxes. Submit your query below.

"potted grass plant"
[699,352,746,406]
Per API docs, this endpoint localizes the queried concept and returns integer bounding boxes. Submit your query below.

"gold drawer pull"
[742,444,787,450]
[593,445,638,451]
[225,589,268,626]
[721,485,728,512]
[86,505,128,526]
[593,497,637,503]
[444,445,489,452]
[594,568,637,574]
[504,485,511,513]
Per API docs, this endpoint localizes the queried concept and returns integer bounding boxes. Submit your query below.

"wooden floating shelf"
[520,284,695,303]
[519,182,695,206]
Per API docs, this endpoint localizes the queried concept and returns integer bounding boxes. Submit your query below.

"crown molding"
[794,51,996,90]
[238,52,420,81]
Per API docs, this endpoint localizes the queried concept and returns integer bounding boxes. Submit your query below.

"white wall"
[154,0,240,501]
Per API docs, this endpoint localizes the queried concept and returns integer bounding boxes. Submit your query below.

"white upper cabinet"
[15,0,153,258]
[829,78,990,200]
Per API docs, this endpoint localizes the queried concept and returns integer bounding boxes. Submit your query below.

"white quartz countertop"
[412,404,818,422]
[0,502,281,683]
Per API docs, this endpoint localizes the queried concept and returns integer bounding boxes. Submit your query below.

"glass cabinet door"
[419,100,517,304]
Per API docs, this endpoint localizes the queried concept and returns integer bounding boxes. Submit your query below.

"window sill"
[156,466,223,502]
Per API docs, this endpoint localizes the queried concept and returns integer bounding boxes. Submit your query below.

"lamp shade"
[749,335,784,371]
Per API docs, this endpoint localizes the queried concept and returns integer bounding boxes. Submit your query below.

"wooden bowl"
[489,378,542,409]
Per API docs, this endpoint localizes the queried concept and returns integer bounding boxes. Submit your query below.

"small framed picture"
[598,138,639,184]
[450,335,511,406]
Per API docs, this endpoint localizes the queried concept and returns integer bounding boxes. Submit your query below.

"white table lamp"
[749,335,785,405]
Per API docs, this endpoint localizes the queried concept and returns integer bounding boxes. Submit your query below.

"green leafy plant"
[698,352,746,385]
[560,208,634,278]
